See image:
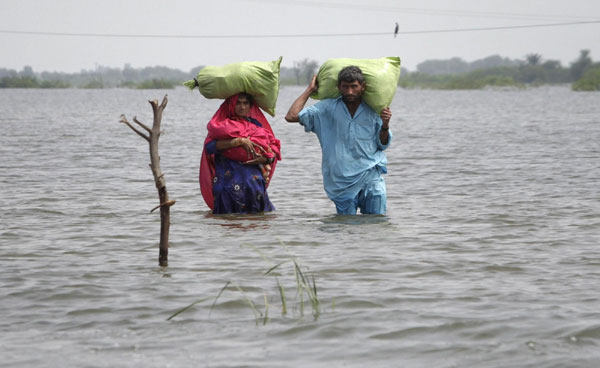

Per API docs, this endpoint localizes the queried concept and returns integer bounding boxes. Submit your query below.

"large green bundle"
[184,57,282,116]
[311,57,401,114]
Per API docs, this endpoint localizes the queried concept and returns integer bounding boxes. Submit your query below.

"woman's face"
[234,96,251,118]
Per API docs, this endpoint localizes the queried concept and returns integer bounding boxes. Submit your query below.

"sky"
[1,0,599,73]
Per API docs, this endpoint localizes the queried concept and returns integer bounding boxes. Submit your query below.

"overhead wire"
[237,0,600,22]
[0,20,599,39]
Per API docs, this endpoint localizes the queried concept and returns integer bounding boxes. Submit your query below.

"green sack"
[311,57,401,114]
[184,57,282,116]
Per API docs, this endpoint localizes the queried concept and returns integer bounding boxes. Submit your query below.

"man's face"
[234,96,251,118]
[338,80,364,104]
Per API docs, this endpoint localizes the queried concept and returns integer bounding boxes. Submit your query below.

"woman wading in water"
[200,92,281,214]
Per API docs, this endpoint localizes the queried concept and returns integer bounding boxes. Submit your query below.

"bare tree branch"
[120,115,150,142]
[133,116,152,134]
[150,199,176,213]
[159,95,168,109]
[149,99,159,116]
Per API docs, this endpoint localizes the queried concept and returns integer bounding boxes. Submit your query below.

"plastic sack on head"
[311,57,401,114]
[184,57,282,116]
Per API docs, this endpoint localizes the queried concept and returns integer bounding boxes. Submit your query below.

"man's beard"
[341,94,361,104]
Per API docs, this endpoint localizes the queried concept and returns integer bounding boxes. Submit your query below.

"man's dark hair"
[337,66,365,86]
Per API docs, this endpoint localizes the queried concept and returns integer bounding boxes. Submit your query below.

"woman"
[200,92,281,214]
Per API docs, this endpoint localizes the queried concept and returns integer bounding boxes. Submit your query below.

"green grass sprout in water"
[167,250,324,323]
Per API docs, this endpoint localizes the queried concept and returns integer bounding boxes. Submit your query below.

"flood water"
[1,86,599,367]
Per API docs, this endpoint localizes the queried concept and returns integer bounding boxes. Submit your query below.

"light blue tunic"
[298,97,392,203]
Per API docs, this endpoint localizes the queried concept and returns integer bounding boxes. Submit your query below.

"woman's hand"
[244,156,272,181]
[244,156,274,181]
[235,137,255,156]
[243,155,268,165]
[216,137,258,158]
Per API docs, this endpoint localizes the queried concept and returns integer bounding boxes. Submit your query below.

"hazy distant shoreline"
[2,51,598,91]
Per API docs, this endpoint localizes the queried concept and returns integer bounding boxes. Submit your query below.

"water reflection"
[204,212,278,230]
[319,213,391,226]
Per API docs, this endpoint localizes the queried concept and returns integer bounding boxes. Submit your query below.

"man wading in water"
[285,66,393,215]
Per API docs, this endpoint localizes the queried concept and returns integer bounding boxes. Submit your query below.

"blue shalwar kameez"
[298,97,392,214]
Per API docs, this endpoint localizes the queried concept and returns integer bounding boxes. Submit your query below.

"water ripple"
[1,86,599,367]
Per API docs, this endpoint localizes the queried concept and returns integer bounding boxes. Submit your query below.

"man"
[285,66,393,215]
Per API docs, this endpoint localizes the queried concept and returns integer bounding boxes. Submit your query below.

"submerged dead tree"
[120,95,175,266]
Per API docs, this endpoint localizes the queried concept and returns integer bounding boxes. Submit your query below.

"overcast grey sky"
[1,0,599,73]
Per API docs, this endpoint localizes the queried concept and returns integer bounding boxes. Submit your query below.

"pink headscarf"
[199,94,281,210]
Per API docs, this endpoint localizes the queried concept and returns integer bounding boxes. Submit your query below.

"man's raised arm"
[285,75,318,123]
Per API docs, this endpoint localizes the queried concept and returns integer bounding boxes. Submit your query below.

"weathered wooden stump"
[120,95,174,266]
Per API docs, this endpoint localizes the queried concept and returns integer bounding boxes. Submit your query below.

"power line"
[239,0,600,22]
[395,20,600,35]
[1,20,599,39]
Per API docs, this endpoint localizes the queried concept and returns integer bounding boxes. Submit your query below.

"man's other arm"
[379,107,391,145]
[285,75,318,123]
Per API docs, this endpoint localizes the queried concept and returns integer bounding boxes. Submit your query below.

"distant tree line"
[0,61,320,89]
[402,50,600,91]
[415,54,521,75]
[0,64,197,89]
[1,51,598,91]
